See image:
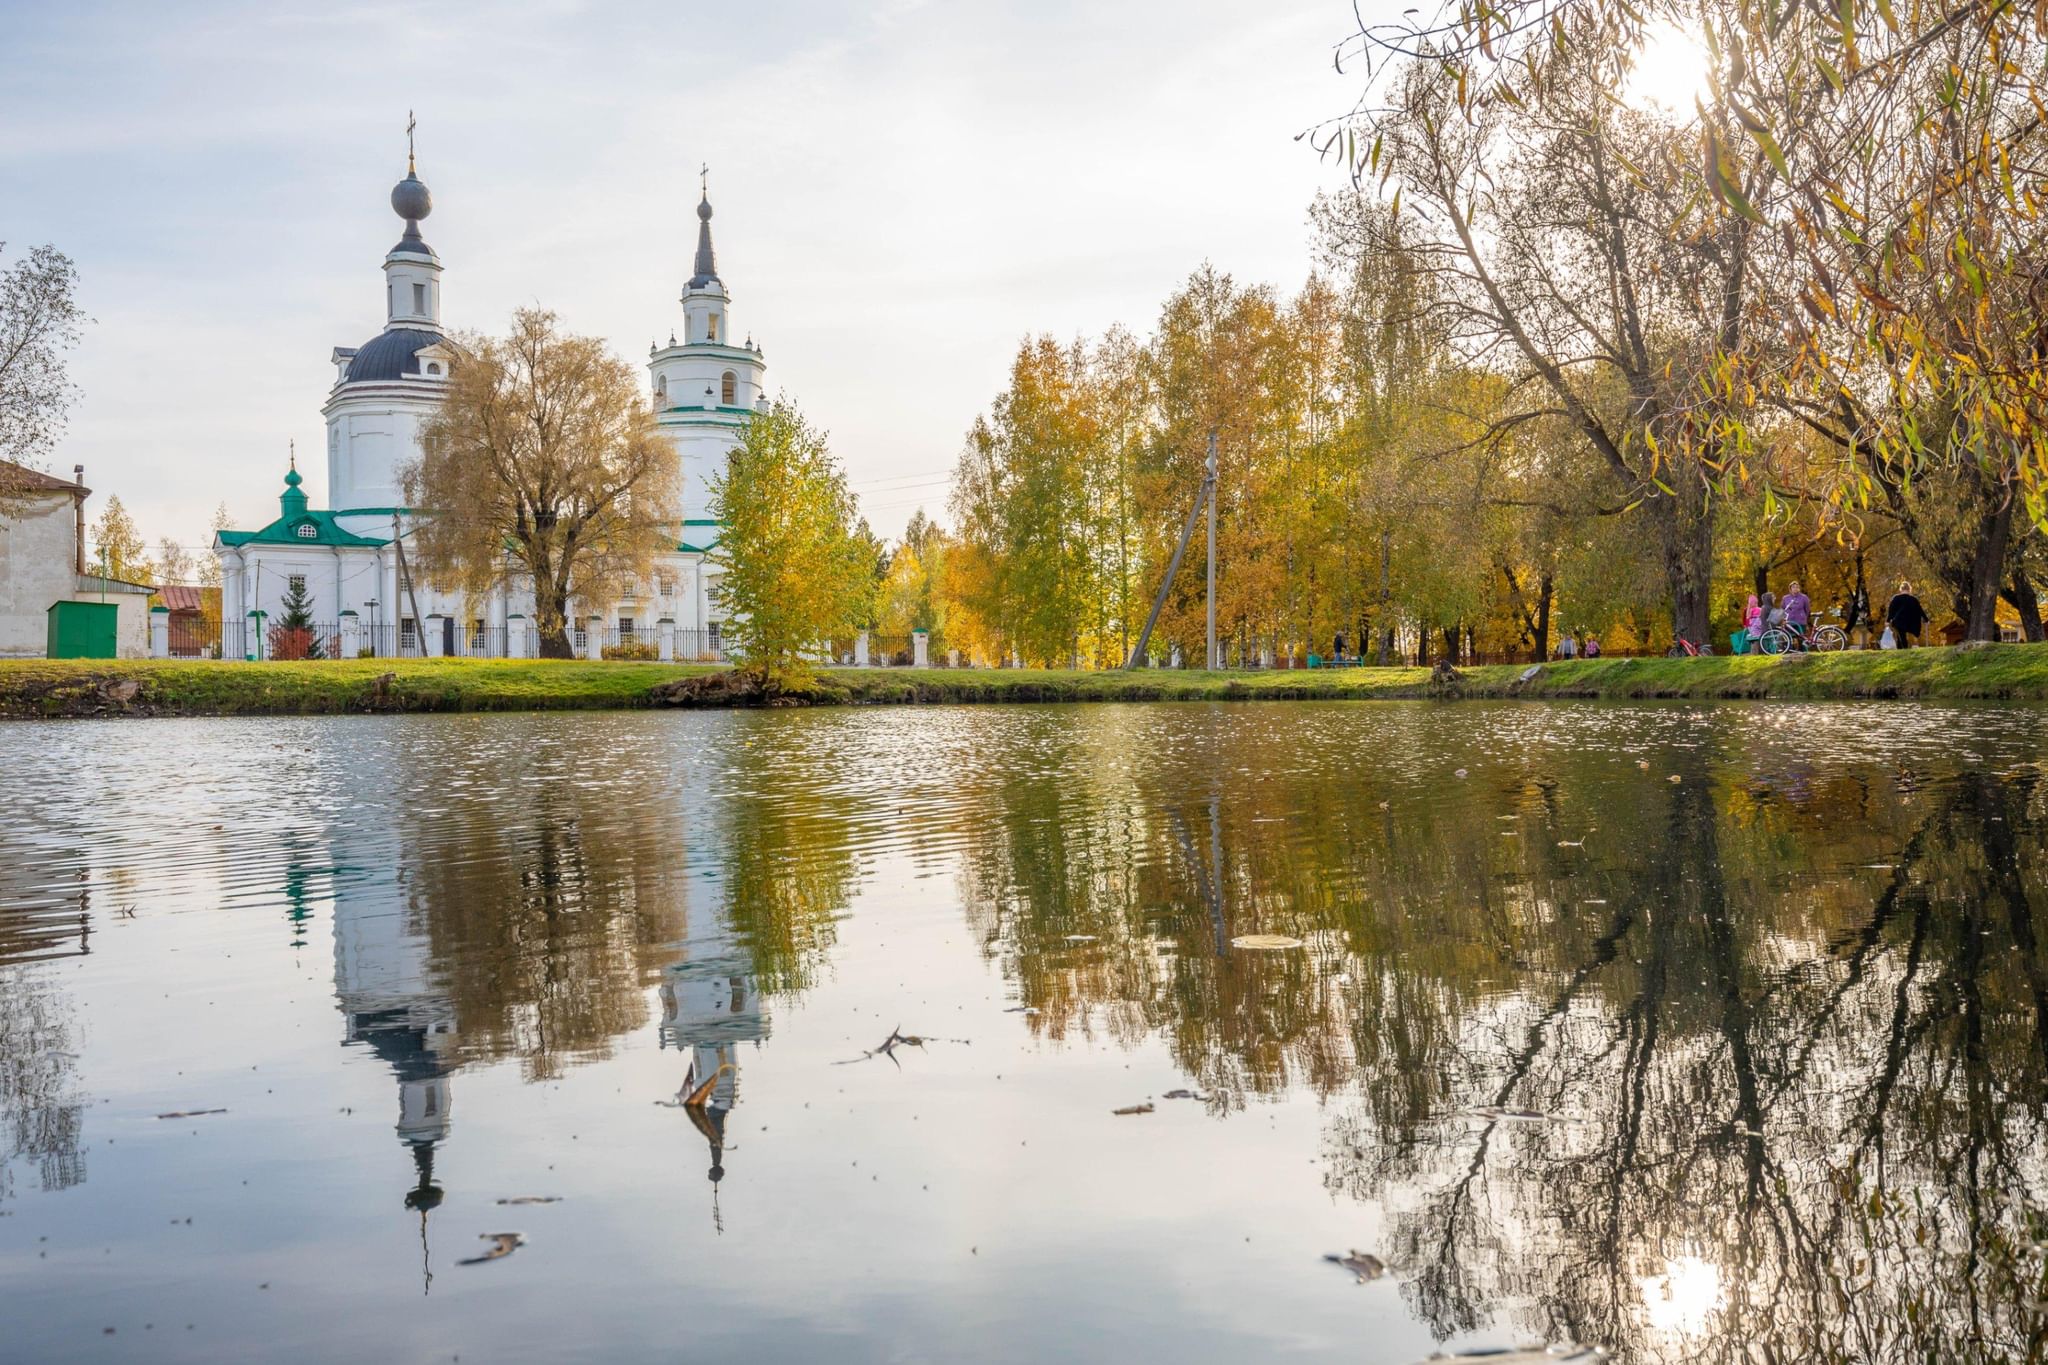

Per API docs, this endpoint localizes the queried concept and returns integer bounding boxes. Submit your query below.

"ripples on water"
[2,701,2045,1364]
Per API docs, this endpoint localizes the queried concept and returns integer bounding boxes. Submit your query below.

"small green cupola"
[280,452,309,520]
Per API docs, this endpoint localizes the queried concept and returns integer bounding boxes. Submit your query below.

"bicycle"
[1757,612,1849,655]
[1664,636,1715,657]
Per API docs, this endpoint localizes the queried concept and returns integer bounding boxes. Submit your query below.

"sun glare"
[1639,1255,1728,1335]
[1625,22,1714,114]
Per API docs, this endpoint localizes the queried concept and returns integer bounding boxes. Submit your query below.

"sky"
[0,0,1365,553]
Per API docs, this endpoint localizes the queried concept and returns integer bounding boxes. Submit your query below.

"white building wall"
[326,395,442,512]
[0,492,81,657]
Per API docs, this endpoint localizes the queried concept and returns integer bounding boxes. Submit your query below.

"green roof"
[218,510,390,549]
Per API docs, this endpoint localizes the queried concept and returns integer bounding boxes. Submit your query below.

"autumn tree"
[90,494,151,583]
[406,307,678,657]
[709,397,875,682]
[0,243,87,513]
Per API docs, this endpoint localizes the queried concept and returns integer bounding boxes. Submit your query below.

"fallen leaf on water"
[155,1109,227,1120]
[1161,1089,1210,1102]
[495,1197,561,1206]
[1231,934,1305,950]
[1063,934,1098,943]
[1668,775,1683,783]
[1454,768,1469,778]
[1112,1103,1155,1116]
[1637,759,1651,769]
[460,1233,525,1265]
[1325,1249,1387,1282]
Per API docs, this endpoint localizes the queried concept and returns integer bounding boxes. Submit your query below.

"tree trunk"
[1375,530,1392,666]
[1534,572,1553,663]
[2002,575,2045,642]
[1753,562,1769,599]
[1963,494,2016,641]
[1656,492,1714,648]
[1441,624,1460,665]
[537,583,575,659]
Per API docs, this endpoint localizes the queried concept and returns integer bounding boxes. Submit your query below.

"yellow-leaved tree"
[406,307,678,657]
[710,397,875,683]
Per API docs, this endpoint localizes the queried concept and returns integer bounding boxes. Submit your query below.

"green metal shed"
[47,600,119,659]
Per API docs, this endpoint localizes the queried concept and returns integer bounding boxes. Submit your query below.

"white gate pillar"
[913,629,930,669]
[338,611,361,659]
[149,605,170,658]
[585,616,605,661]
[423,614,446,657]
[658,618,676,662]
[506,615,528,659]
[855,630,870,667]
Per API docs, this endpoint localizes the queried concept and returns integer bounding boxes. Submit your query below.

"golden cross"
[407,110,417,173]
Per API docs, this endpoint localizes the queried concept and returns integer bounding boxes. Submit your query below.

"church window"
[706,313,720,343]
[656,375,668,405]
[288,574,307,596]
[425,362,441,376]
[296,523,317,539]
[721,371,736,404]
[412,282,427,314]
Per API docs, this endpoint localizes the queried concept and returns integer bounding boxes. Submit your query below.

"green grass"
[5,642,2048,718]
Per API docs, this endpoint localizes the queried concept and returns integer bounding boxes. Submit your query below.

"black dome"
[345,328,447,384]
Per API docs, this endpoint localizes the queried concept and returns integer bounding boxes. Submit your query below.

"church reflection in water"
[657,895,767,1233]
[330,873,459,1290]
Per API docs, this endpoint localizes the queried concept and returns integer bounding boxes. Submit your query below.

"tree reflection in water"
[956,718,2048,1364]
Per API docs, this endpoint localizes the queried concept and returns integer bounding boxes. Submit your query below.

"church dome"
[391,172,432,223]
[344,327,446,383]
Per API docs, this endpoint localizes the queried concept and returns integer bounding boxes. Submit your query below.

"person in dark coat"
[1886,581,1927,647]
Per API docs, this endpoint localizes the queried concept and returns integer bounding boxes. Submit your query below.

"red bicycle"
[1664,636,1716,658]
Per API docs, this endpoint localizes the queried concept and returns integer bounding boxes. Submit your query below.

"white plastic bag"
[1879,625,1898,649]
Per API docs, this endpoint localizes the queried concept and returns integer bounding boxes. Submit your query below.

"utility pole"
[1205,431,1217,670]
[1125,429,1218,670]
[394,513,427,655]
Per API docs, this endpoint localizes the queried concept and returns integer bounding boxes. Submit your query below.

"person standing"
[1886,581,1927,648]
[1782,580,1811,647]
[1559,630,1578,660]
[1583,635,1601,658]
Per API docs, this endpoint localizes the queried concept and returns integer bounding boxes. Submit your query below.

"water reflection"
[949,713,2048,1362]
[1,704,2045,1362]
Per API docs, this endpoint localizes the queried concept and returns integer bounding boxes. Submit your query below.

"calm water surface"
[1,702,2044,1363]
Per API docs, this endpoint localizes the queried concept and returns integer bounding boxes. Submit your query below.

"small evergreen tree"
[270,575,324,660]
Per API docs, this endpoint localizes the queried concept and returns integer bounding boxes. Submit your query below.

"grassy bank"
[4,644,2048,718]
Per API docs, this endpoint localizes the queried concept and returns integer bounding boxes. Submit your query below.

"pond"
[1,702,2043,1363]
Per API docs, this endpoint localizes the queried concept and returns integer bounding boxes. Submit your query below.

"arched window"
[655,375,668,406]
[721,371,736,405]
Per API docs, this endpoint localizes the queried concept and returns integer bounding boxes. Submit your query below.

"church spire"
[687,167,720,289]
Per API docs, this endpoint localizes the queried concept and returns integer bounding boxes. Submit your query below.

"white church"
[214,144,767,660]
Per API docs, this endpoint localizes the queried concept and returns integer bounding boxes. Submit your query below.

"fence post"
[338,611,360,659]
[246,610,266,661]
[586,616,605,662]
[855,630,870,667]
[658,618,676,662]
[423,615,445,658]
[913,629,929,669]
[149,605,170,658]
[949,648,960,668]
